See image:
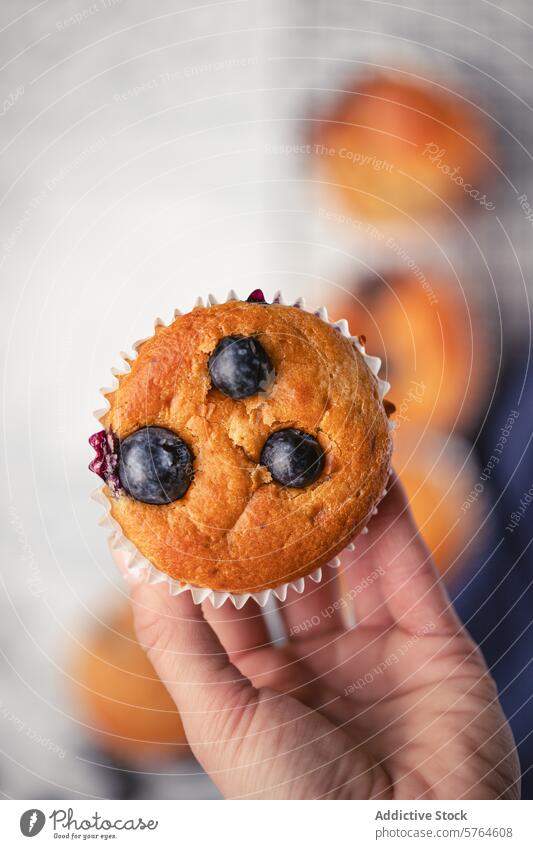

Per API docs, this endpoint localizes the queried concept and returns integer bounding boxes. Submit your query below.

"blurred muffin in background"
[311,70,496,222]
[71,600,188,763]
[333,271,493,433]
[394,430,487,581]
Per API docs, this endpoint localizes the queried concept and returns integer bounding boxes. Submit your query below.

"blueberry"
[260,429,325,488]
[118,427,193,505]
[208,335,273,399]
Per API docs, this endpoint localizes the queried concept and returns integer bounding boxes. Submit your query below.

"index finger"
[346,475,462,636]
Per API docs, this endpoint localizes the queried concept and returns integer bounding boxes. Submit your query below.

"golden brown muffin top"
[97,298,392,593]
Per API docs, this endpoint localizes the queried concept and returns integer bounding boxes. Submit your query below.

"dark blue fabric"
[452,356,533,799]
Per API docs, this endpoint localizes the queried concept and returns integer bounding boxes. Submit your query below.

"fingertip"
[374,473,413,524]
[365,471,462,636]
[109,544,146,589]
[201,597,271,660]
[130,582,203,636]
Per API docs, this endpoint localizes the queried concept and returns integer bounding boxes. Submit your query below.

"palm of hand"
[237,622,515,800]
[128,481,520,800]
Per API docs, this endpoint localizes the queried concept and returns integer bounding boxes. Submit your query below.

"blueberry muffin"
[334,271,493,432]
[90,291,393,595]
[71,600,188,762]
[312,70,495,221]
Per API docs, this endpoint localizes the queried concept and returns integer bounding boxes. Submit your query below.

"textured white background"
[1,0,532,798]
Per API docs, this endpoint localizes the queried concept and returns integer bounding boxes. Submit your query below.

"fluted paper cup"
[91,289,392,608]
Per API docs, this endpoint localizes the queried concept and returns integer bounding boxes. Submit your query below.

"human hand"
[115,477,520,799]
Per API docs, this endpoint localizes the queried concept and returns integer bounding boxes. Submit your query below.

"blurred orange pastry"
[333,271,492,433]
[71,600,188,762]
[394,430,487,581]
[311,70,495,221]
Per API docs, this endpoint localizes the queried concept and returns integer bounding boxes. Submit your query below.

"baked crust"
[100,300,392,592]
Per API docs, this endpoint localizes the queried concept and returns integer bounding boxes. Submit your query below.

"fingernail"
[109,544,146,588]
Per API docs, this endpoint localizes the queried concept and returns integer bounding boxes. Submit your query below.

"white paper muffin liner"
[91,289,392,608]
